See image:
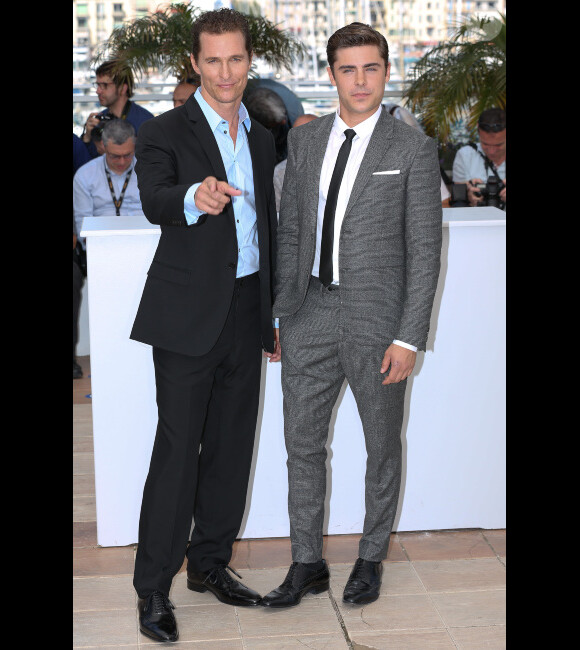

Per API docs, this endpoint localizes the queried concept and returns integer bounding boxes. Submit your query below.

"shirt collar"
[333,104,383,140]
[194,87,252,133]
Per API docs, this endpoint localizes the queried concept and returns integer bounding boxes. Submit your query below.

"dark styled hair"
[327,22,389,72]
[191,8,252,63]
[245,87,288,128]
[478,108,506,133]
[95,60,135,98]
[183,73,201,88]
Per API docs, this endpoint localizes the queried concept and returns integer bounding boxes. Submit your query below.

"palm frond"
[92,2,306,82]
[403,12,506,142]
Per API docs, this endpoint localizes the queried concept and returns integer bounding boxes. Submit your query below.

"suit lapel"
[344,107,395,217]
[305,114,335,235]
[184,96,228,182]
[246,120,265,222]
[246,120,270,275]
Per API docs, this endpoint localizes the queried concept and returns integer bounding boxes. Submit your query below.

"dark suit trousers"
[133,272,263,598]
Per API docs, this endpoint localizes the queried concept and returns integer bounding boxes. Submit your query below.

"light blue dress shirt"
[184,88,259,279]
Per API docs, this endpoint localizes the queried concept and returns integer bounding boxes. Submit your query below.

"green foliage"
[404,13,506,143]
[92,2,307,81]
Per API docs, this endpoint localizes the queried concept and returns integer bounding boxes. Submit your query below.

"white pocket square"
[373,170,400,175]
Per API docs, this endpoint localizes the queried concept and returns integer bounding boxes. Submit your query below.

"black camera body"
[473,177,505,209]
[91,112,117,141]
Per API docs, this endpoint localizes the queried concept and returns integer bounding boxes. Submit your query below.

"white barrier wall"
[81,207,505,547]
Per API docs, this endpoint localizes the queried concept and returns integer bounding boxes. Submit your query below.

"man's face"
[95,74,122,108]
[190,31,251,113]
[327,45,390,125]
[478,128,506,164]
[105,139,135,174]
[173,82,198,107]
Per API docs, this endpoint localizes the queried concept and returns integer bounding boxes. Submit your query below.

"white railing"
[72,81,407,135]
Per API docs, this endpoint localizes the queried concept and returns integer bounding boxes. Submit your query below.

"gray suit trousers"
[280,276,406,563]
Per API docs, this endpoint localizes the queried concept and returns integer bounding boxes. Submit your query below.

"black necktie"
[319,128,356,287]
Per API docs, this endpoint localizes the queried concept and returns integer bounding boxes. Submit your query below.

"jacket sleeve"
[397,136,443,350]
[273,127,300,307]
[134,117,192,227]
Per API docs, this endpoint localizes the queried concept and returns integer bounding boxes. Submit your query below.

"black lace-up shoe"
[261,560,330,608]
[342,558,383,604]
[187,565,262,606]
[137,590,178,642]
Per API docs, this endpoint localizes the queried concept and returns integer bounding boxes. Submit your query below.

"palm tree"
[403,13,506,143]
[91,2,307,82]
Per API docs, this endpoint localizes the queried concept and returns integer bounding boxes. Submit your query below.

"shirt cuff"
[273,318,279,328]
[184,183,203,225]
[393,339,417,352]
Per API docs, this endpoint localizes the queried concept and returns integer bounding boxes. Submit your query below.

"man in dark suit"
[130,9,280,642]
[262,23,442,608]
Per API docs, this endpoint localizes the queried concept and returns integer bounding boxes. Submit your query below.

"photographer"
[452,108,506,209]
[81,60,154,158]
[74,120,144,248]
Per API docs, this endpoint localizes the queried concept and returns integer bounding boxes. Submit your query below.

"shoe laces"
[203,564,243,587]
[281,562,298,587]
[350,558,367,582]
[150,591,174,614]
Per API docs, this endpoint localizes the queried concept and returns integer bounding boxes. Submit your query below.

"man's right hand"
[467,178,485,207]
[194,176,242,215]
[82,112,101,143]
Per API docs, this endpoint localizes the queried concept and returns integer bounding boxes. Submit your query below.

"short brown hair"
[327,22,389,72]
[95,60,135,98]
[191,8,252,63]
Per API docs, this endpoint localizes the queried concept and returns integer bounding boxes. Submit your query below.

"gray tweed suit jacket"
[273,107,442,351]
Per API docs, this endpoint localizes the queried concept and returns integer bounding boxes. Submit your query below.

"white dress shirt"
[313,106,416,352]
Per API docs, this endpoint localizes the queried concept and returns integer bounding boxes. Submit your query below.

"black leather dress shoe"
[137,591,178,642]
[342,558,383,604]
[187,565,261,606]
[261,560,330,608]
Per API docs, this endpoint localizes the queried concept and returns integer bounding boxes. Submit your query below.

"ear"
[190,53,201,75]
[326,65,337,87]
[384,61,391,85]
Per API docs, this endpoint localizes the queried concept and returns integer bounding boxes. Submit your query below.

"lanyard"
[104,161,132,216]
[469,142,505,182]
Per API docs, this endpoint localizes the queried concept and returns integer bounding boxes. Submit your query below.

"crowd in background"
[72,58,506,379]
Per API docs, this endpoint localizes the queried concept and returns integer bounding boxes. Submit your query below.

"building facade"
[73,0,505,81]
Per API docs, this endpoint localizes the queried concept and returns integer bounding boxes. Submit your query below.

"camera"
[472,177,505,209]
[91,113,117,141]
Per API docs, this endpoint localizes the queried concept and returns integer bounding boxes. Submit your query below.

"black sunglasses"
[479,122,506,133]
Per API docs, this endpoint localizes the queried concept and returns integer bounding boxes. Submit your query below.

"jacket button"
[228,262,236,269]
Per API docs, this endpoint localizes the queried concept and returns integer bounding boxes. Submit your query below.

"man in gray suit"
[262,23,442,608]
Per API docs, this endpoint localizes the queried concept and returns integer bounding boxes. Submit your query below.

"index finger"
[216,181,242,196]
